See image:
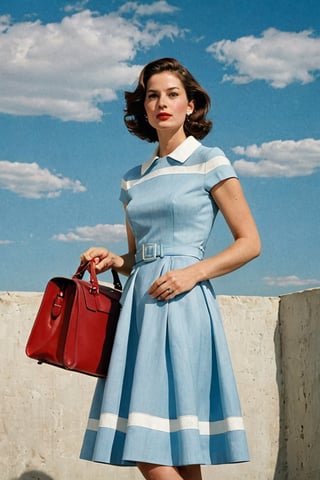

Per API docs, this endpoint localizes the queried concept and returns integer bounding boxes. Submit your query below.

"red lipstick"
[157,112,172,120]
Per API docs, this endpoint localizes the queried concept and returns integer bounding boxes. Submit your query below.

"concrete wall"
[277,289,320,480]
[1,288,319,480]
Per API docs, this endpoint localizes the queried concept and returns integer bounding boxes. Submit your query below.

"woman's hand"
[148,267,198,301]
[80,247,124,274]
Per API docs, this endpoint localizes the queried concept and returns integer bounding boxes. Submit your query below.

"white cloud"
[0,160,86,198]
[64,0,90,13]
[0,5,182,121]
[119,1,179,15]
[207,28,320,88]
[232,138,320,177]
[0,15,10,32]
[52,224,126,243]
[0,240,14,245]
[263,275,320,287]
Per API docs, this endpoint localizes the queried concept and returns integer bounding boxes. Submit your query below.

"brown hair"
[124,58,212,142]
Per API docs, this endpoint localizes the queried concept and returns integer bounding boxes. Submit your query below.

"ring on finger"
[167,287,174,294]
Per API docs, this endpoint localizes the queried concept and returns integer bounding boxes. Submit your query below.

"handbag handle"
[73,261,122,292]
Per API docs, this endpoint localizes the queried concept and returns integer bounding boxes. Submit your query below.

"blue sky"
[0,0,319,296]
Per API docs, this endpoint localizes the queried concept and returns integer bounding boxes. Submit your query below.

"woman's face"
[144,71,194,136]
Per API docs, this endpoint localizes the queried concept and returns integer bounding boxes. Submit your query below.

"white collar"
[141,136,201,176]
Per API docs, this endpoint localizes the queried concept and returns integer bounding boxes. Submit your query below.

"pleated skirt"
[80,256,249,466]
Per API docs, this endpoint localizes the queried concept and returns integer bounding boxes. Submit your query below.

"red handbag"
[25,261,122,377]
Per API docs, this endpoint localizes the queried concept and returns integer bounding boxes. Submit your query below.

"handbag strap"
[73,261,122,291]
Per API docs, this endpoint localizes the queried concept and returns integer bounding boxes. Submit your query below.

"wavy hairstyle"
[124,58,212,142]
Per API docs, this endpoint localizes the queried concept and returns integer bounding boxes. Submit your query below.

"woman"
[80,58,261,480]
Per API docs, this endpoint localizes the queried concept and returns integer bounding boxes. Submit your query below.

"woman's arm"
[118,217,137,276]
[149,177,261,300]
[192,177,261,281]
[80,211,137,277]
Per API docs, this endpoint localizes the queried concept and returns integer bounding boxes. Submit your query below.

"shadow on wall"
[11,471,54,480]
[273,309,288,480]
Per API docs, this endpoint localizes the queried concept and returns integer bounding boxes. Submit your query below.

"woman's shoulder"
[194,142,227,161]
[121,164,143,181]
[191,141,237,185]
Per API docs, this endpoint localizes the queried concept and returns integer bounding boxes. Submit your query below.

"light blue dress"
[80,136,250,466]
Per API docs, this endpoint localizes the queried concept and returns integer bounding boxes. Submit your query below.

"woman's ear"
[187,100,195,115]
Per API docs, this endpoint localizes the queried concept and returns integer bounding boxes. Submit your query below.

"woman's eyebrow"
[146,86,181,93]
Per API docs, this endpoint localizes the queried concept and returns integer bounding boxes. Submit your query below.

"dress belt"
[135,243,204,263]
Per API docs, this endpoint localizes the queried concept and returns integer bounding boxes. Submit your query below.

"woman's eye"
[169,92,178,97]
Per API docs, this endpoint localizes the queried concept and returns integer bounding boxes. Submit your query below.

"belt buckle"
[142,243,158,261]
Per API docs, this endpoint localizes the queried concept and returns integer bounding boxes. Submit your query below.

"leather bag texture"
[25,261,122,377]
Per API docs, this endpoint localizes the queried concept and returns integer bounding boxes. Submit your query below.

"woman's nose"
[158,94,167,108]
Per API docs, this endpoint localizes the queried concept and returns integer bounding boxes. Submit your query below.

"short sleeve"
[204,151,238,191]
[119,179,129,204]
[118,164,141,204]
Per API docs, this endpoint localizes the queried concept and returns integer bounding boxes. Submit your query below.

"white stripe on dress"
[87,413,244,435]
[122,155,230,191]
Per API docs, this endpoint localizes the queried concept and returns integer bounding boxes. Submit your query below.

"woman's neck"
[157,130,187,157]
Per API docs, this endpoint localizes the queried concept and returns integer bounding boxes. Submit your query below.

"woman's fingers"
[80,247,124,273]
[148,268,198,301]
[80,247,110,272]
[81,247,108,261]
[149,273,179,301]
